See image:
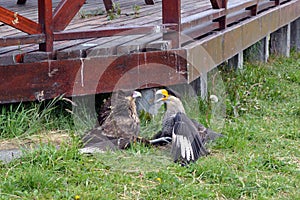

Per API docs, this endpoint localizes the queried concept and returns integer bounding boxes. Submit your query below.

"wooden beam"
[0,6,42,34]
[181,9,226,30]
[53,0,86,31]
[38,0,53,52]
[0,50,187,103]
[53,25,170,41]
[0,34,45,47]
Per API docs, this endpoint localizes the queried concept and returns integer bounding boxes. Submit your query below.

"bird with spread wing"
[153,89,223,164]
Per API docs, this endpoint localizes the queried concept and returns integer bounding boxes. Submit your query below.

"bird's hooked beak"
[155,89,169,102]
[132,91,142,98]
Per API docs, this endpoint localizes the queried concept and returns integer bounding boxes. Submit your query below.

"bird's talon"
[150,137,172,144]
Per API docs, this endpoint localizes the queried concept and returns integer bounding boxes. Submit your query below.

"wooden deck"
[0,0,209,58]
[0,0,287,59]
[0,0,299,103]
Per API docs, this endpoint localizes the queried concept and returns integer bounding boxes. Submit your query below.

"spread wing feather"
[171,112,209,163]
[190,119,224,144]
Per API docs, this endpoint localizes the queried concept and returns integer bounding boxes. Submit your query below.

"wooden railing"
[0,0,292,53]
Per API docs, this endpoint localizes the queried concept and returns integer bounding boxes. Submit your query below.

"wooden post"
[210,0,227,9]
[247,0,259,16]
[210,0,227,29]
[103,0,113,12]
[162,0,181,48]
[38,0,53,52]
[274,0,280,6]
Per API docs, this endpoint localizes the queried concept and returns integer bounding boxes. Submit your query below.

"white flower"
[209,95,219,103]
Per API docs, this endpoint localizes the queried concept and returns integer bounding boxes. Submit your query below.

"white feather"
[172,122,196,161]
[177,135,185,158]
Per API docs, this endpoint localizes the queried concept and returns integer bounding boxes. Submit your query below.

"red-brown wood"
[258,1,276,12]
[162,0,181,48]
[0,6,42,34]
[0,0,298,104]
[211,0,227,29]
[103,0,113,11]
[249,4,258,16]
[53,0,86,31]
[38,0,54,52]
[162,0,180,29]
[0,34,45,47]
[227,1,258,13]
[0,49,187,103]
[181,9,226,31]
[53,25,169,41]
[210,0,227,9]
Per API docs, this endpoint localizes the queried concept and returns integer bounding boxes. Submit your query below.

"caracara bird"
[154,89,223,164]
[80,90,148,153]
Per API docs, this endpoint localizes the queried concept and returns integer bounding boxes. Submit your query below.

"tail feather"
[204,129,224,144]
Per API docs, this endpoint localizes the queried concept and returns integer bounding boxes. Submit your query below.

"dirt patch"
[0,131,71,150]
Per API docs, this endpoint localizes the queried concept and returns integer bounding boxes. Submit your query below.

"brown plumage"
[81,90,144,152]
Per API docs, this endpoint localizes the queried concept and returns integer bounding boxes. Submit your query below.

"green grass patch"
[0,96,75,139]
[0,52,299,199]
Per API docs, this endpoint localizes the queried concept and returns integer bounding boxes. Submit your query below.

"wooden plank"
[146,40,172,51]
[0,0,297,61]
[226,10,252,25]
[55,35,139,59]
[53,0,86,31]
[53,26,164,41]
[0,34,45,47]
[182,5,212,18]
[86,35,146,57]
[0,6,42,34]
[258,0,276,12]
[185,0,300,82]
[117,33,162,54]
[181,8,226,31]
[227,0,258,13]
[0,49,187,103]
[182,21,220,39]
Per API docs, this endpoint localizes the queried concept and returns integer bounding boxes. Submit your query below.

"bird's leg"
[150,137,172,145]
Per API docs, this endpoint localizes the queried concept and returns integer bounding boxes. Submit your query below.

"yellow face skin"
[155,89,169,101]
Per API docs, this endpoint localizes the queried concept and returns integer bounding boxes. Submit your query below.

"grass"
[0,96,75,140]
[0,52,299,199]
